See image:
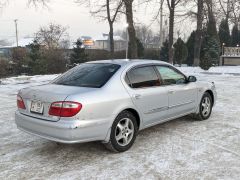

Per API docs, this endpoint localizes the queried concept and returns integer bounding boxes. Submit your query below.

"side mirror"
[188,76,197,83]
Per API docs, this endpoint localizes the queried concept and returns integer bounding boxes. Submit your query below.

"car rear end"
[15,63,122,143]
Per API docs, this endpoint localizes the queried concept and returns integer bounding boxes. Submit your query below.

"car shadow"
[36,115,196,155]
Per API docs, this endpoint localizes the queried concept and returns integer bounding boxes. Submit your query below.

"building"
[93,33,127,52]
[81,36,94,49]
[0,37,34,58]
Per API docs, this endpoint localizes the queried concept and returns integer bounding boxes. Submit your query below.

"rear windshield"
[53,63,121,88]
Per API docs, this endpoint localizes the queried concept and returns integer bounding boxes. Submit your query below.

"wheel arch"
[123,108,141,129]
[103,107,141,144]
[205,89,214,106]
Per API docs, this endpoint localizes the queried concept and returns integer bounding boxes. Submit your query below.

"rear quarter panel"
[64,68,137,130]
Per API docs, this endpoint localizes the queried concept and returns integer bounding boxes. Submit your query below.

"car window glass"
[127,66,160,88]
[156,66,186,85]
[53,63,120,88]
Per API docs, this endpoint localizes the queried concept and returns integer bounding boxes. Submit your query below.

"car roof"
[87,59,170,66]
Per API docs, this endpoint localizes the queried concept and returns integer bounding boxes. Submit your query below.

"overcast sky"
[0,0,194,44]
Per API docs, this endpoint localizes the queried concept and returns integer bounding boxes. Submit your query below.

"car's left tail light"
[49,101,82,117]
[17,95,26,109]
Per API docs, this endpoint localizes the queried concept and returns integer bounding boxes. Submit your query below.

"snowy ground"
[0,67,240,179]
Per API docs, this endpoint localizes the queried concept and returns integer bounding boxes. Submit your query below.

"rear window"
[126,66,161,88]
[53,63,121,88]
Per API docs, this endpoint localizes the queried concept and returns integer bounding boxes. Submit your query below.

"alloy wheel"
[115,118,134,146]
[201,97,211,117]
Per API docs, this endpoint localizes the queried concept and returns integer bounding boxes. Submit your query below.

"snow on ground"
[0,67,240,179]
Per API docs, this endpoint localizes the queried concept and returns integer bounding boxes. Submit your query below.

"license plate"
[30,101,44,114]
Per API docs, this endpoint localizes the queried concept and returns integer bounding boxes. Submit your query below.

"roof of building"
[94,34,125,41]
[0,37,34,48]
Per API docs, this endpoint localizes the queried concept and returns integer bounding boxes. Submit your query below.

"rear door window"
[126,66,161,88]
[53,63,121,88]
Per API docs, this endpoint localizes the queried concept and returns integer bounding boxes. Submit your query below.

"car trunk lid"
[18,84,95,121]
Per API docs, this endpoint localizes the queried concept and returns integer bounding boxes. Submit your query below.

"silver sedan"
[15,60,217,152]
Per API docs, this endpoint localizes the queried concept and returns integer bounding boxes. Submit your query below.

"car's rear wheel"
[104,111,138,152]
[195,92,213,120]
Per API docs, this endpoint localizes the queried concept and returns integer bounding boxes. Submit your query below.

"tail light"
[49,101,82,117]
[17,95,26,109]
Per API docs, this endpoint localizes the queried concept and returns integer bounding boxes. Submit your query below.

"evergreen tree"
[160,39,169,62]
[186,31,196,66]
[200,26,220,70]
[27,40,50,75]
[231,25,240,47]
[173,38,188,66]
[218,19,231,47]
[28,40,41,61]
[70,39,88,65]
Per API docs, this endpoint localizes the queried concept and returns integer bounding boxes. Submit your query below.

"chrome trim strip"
[145,100,195,115]
[145,106,169,114]
[168,100,195,109]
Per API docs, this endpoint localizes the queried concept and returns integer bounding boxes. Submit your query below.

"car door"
[155,65,198,118]
[125,65,169,127]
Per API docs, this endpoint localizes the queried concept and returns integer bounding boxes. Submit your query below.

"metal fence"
[223,47,240,57]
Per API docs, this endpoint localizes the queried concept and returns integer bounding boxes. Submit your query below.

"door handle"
[168,90,175,94]
[134,94,141,99]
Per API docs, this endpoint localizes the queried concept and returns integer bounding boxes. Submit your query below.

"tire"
[104,111,138,152]
[195,92,213,121]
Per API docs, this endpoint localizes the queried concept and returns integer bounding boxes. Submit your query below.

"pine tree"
[231,25,240,47]
[27,40,46,75]
[173,38,188,66]
[28,40,41,62]
[186,31,196,66]
[160,39,169,62]
[218,19,231,46]
[70,39,88,65]
[200,21,220,70]
[200,31,220,70]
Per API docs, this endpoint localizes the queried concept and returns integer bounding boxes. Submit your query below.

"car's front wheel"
[104,111,138,152]
[195,92,213,120]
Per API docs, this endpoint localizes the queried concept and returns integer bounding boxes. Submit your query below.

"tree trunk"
[109,22,114,58]
[106,0,114,59]
[193,0,203,66]
[168,7,174,64]
[124,0,138,59]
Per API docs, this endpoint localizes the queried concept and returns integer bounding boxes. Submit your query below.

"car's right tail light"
[49,101,82,117]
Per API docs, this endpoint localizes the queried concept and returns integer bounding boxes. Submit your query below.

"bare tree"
[218,0,232,21]
[193,0,204,66]
[87,0,123,58]
[166,0,183,64]
[217,0,240,25]
[123,0,138,58]
[0,0,49,8]
[135,25,160,48]
[106,0,123,57]
[206,0,218,32]
[28,0,49,7]
[35,23,69,49]
[0,0,8,9]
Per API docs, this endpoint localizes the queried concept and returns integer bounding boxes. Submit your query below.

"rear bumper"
[15,111,111,144]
